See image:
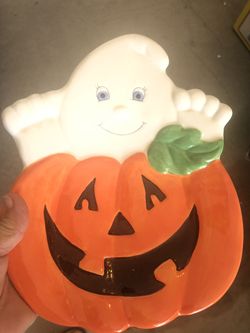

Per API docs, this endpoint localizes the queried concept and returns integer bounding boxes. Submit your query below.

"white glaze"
[2,34,232,166]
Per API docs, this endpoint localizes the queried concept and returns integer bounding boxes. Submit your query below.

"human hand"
[0,193,37,333]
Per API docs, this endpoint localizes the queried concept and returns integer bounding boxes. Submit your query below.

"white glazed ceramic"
[2,34,232,166]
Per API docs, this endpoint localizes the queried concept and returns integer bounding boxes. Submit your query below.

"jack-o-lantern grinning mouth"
[44,202,199,296]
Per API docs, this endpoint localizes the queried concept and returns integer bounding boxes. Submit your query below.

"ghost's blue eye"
[132,88,145,102]
[96,87,110,101]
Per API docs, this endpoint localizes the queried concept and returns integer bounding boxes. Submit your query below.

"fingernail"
[2,195,13,209]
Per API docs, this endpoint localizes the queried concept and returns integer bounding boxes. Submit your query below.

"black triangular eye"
[74,178,98,211]
[142,175,167,210]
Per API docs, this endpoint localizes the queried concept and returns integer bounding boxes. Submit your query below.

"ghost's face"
[60,35,177,161]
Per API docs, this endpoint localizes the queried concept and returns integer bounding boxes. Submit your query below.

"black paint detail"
[44,206,85,269]
[142,175,167,210]
[74,178,98,211]
[44,205,199,296]
[108,212,135,235]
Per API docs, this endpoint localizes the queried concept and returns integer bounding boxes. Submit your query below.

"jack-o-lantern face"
[9,153,243,333]
[44,177,198,296]
[43,153,198,297]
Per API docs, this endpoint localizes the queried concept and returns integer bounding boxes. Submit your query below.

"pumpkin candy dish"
[2,35,243,333]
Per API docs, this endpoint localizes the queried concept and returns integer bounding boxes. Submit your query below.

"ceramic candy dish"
[2,35,243,333]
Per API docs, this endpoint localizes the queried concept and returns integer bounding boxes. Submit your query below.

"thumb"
[0,195,36,332]
[0,193,29,257]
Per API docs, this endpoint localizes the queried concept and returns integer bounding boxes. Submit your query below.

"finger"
[0,278,37,332]
[0,255,8,296]
[203,95,220,118]
[0,193,29,257]
[0,195,13,218]
[173,88,191,111]
[0,197,11,298]
[213,103,232,127]
[188,89,206,112]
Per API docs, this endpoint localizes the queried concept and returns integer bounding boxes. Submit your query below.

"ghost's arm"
[2,89,64,135]
[172,87,232,141]
[2,89,69,166]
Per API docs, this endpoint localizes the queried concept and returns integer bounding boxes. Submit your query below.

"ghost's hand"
[0,194,37,333]
[173,88,232,141]
[2,90,68,166]
[2,90,63,136]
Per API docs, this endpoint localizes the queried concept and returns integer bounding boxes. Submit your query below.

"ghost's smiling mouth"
[44,205,199,296]
[99,122,146,136]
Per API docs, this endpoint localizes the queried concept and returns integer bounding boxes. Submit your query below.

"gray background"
[0,1,250,333]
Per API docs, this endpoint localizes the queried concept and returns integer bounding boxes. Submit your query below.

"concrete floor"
[0,0,250,332]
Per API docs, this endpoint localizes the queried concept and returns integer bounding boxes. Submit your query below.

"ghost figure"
[2,34,232,166]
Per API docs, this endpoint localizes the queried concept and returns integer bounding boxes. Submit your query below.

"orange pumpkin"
[9,153,243,332]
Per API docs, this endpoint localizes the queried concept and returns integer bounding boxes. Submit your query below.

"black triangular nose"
[108,212,135,236]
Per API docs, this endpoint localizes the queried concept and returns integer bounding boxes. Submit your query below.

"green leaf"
[147,125,224,175]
